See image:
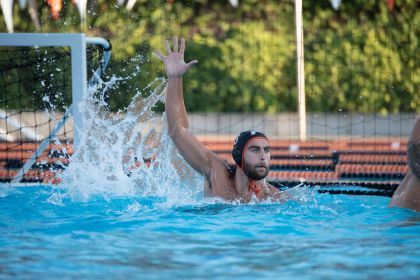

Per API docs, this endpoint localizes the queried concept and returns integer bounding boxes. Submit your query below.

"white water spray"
[51,56,204,205]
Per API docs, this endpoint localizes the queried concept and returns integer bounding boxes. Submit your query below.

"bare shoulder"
[389,170,420,211]
[408,138,420,180]
[206,153,237,199]
[207,152,231,173]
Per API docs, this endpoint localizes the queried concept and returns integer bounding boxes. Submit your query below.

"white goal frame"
[0,33,111,183]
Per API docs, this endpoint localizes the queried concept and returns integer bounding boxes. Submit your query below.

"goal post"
[0,33,111,146]
[294,0,306,141]
[0,33,111,183]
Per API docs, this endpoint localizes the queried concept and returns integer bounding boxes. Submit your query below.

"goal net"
[0,33,110,183]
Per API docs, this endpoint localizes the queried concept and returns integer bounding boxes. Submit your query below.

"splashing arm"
[390,117,420,211]
[156,37,213,176]
[408,117,420,180]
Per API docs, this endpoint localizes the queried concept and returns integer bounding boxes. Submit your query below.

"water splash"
[0,182,14,198]
[52,55,203,206]
[44,55,327,209]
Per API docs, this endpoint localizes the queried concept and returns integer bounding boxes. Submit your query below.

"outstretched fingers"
[186,60,198,70]
[179,38,185,56]
[154,50,166,61]
[156,37,196,77]
[173,36,179,52]
[165,39,172,54]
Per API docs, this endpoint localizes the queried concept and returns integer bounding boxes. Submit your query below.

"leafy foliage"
[1,0,418,113]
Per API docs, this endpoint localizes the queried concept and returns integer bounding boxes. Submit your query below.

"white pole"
[71,34,87,148]
[295,0,306,141]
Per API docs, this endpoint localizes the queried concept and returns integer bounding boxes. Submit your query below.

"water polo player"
[155,36,289,202]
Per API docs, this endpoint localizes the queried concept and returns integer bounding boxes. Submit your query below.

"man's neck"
[234,167,264,197]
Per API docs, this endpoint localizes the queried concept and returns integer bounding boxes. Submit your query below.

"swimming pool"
[0,50,418,279]
[1,185,419,279]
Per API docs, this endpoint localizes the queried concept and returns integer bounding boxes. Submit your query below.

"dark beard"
[243,161,269,180]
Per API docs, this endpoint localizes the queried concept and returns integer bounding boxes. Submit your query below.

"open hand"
[155,37,198,78]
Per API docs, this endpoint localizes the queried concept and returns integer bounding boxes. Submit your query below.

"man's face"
[242,138,271,180]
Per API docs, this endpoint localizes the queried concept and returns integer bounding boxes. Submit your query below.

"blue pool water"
[0,185,419,279]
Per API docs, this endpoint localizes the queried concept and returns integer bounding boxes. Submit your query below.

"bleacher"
[204,138,406,196]
[0,142,72,183]
[0,139,407,197]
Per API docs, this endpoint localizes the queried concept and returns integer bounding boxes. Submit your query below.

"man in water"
[389,117,420,211]
[156,37,419,210]
[156,37,287,202]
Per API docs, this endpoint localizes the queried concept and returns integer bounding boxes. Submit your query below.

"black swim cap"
[232,130,268,167]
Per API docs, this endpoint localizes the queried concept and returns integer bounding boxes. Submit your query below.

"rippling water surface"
[1,56,419,279]
[1,185,419,279]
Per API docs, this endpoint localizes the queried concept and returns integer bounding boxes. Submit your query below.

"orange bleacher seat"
[338,154,407,164]
[214,150,333,159]
[268,171,338,181]
[270,159,334,167]
[0,167,59,183]
[0,143,39,151]
[0,151,48,160]
[338,140,407,153]
[336,164,408,175]
[204,141,330,152]
[269,150,333,157]
[215,154,333,167]
[0,142,73,154]
[347,140,407,147]
[36,156,70,165]
[342,147,407,153]
[0,168,13,180]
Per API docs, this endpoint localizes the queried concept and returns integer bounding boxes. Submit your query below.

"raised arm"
[155,37,213,177]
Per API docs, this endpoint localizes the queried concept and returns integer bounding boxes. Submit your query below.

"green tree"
[1,0,418,113]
